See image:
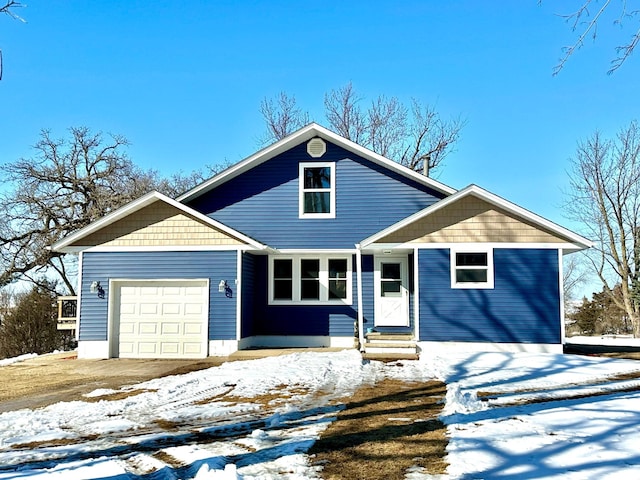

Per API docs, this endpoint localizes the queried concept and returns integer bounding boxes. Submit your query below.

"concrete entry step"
[362,332,418,360]
[362,352,420,361]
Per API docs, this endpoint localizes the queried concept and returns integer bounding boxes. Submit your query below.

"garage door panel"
[185,303,203,315]
[120,303,137,315]
[139,322,158,335]
[162,286,181,295]
[119,322,135,335]
[185,286,204,296]
[116,280,208,359]
[162,303,181,315]
[138,342,158,354]
[184,322,203,335]
[140,303,159,315]
[160,322,179,335]
[160,343,180,354]
[120,286,137,295]
[184,343,203,355]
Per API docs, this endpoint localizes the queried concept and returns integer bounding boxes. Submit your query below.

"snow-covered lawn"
[1,349,640,479]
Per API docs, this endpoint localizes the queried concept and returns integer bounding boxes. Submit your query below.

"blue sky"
[1,1,638,294]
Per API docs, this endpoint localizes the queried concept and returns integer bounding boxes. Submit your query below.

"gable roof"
[177,123,456,203]
[50,191,267,252]
[360,184,592,251]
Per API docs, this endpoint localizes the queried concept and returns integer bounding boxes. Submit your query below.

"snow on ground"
[1,349,640,479]
[566,335,640,347]
[0,353,38,367]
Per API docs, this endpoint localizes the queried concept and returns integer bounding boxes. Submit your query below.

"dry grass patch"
[153,450,187,468]
[218,383,312,407]
[83,388,158,403]
[309,378,447,480]
[153,418,183,431]
[12,434,100,449]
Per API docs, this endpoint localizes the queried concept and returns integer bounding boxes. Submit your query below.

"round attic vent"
[307,138,326,158]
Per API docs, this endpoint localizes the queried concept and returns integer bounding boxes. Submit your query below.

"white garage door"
[114,280,209,359]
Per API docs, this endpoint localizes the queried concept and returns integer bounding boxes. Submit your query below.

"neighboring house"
[51,124,592,359]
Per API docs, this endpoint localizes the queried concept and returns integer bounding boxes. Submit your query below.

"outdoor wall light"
[90,281,105,298]
[218,280,227,292]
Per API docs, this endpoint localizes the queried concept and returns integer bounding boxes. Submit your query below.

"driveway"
[0,352,233,412]
[0,348,347,412]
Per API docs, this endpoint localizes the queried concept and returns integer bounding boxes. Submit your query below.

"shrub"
[0,284,63,359]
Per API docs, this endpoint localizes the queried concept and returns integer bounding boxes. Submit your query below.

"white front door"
[374,256,409,327]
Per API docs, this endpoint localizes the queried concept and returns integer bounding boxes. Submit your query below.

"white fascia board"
[273,248,358,254]
[361,184,593,250]
[177,123,456,203]
[76,245,259,253]
[51,191,267,252]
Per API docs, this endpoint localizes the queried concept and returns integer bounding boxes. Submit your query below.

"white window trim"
[299,162,336,219]
[450,247,494,289]
[269,254,352,305]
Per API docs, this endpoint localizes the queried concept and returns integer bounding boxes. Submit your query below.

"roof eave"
[177,123,456,203]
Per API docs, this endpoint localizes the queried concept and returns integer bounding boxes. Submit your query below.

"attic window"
[299,162,335,218]
[307,138,326,158]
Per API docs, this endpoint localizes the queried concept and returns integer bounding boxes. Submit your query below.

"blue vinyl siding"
[248,255,356,337]
[241,252,256,338]
[80,251,238,342]
[418,249,561,344]
[361,255,374,327]
[186,142,444,249]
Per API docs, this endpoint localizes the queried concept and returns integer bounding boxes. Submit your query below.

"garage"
[112,280,209,359]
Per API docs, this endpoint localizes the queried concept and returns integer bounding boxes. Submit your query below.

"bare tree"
[366,95,407,160]
[0,1,23,17]
[399,100,465,176]
[563,253,590,307]
[260,83,465,177]
[552,1,640,75]
[0,127,205,294]
[565,120,640,335]
[0,1,26,81]
[260,92,310,144]
[323,83,368,144]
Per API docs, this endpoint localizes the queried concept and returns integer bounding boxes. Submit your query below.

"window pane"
[304,167,331,189]
[456,269,488,283]
[273,259,292,278]
[301,279,320,300]
[304,192,331,214]
[329,259,347,279]
[381,280,402,297]
[381,263,401,280]
[329,280,347,299]
[456,252,487,267]
[274,279,292,300]
[301,259,320,279]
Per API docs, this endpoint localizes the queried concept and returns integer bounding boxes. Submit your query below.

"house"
[51,123,592,359]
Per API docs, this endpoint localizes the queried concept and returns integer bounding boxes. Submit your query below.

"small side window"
[451,249,494,289]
